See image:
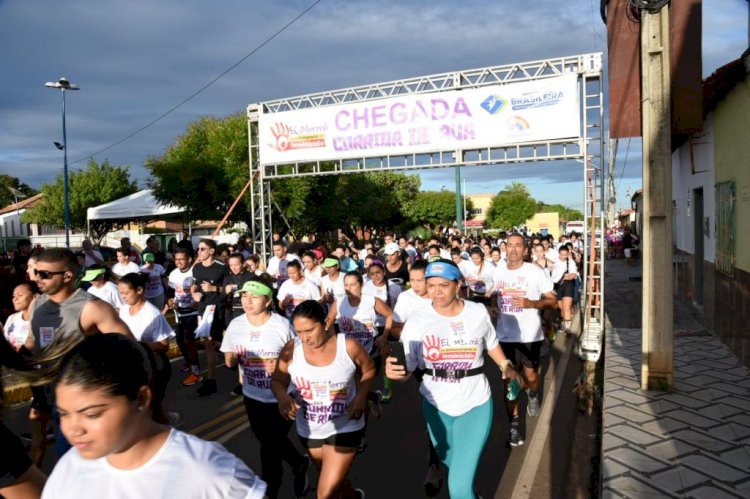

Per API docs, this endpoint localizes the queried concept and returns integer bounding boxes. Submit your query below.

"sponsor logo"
[510,90,564,110]
[480,95,506,115]
[507,115,530,131]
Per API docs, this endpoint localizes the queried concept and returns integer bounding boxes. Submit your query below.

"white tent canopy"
[87,189,184,221]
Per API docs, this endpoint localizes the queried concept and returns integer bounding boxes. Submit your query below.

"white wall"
[0,209,28,237]
[671,113,716,263]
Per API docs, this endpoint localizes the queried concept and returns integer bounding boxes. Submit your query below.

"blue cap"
[425,261,462,282]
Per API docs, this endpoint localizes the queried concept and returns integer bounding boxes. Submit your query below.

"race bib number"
[312,382,330,403]
[39,327,55,348]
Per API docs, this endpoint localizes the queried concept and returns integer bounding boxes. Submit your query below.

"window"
[715,181,735,276]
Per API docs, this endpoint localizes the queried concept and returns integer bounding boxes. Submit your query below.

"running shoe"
[293,455,310,497]
[197,378,217,397]
[527,389,541,417]
[368,392,382,418]
[378,388,393,404]
[422,464,442,497]
[182,372,203,386]
[509,423,524,447]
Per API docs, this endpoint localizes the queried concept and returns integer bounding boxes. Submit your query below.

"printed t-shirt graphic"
[491,262,553,343]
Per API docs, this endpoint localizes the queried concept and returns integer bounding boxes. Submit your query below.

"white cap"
[384,242,400,255]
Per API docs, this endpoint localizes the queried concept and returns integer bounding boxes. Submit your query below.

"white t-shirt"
[277,278,321,319]
[168,268,195,313]
[87,281,125,311]
[140,264,166,299]
[400,301,498,417]
[492,262,554,343]
[111,261,140,277]
[304,266,323,288]
[362,280,400,327]
[266,254,300,288]
[320,272,346,304]
[220,313,293,403]
[3,312,30,351]
[119,302,175,343]
[392,289,431,323]
[336,295,379,354]
[463,261,496,296]
[551,257,579,284]
[41,428,267,499]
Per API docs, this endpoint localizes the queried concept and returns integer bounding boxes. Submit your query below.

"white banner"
[258,73,579,166]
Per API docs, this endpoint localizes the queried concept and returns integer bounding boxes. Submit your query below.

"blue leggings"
[422,398,493,499]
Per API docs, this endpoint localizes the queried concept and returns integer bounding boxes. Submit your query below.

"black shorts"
[501,341,543,370]
[176,314,198,341]
[0,422,32,488]
[555,280,575,298]
[299,427,365,450]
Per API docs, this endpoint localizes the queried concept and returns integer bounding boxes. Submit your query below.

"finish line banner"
[258,73,579,166]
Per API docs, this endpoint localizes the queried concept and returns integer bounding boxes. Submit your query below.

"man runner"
[490,233,556,447]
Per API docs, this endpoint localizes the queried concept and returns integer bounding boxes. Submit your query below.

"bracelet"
[499,359,512,372]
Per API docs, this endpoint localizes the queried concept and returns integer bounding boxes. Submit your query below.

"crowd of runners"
[0,229,583,499]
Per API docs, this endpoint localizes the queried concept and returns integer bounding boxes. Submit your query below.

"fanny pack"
[424,366,483,380]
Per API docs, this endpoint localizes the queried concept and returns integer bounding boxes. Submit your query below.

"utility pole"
[640,3,673,390]
[607,137,618,225]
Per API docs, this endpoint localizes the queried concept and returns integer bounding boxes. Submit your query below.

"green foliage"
[402,190,475,230]
[536,201,583,222]
[0,175,36,207]
[146,113,249,221]
[21,159,138,241]
[485,182,537,230]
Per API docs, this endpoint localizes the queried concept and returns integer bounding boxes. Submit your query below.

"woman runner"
[41,334,266,498]
[116,273,174,403]
[79,265,124,311]
[386,259,521,499]
[272,301,374,499]
[362,261,400,402]
[220,279,309,499]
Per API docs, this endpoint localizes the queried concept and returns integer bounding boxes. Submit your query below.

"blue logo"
[481,95,505,115]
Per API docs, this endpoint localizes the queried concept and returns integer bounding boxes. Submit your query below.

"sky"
[0,0,747,213]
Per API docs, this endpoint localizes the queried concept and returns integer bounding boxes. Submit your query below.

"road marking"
[188,404,245,437]
[202,414,248,441]
[216,421,250,445]
[508,333,576,499]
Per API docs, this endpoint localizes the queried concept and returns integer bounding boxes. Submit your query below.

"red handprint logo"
[339,316,353,332]
[234,345,249,365]
[269,122,292,151]
[423,335,442,362]
[293,376,313,401]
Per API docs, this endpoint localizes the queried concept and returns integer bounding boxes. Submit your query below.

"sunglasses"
[198,247,210,252]
[36,270,67,280]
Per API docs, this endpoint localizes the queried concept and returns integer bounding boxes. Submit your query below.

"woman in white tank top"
[272,300,375,499]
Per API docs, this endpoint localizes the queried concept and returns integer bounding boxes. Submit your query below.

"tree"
[485,182,537,229]
[22,159,138,242]
[0,174,37,207]
[536,201,584,222]
[146,113,249,222]
[403,190,475,230]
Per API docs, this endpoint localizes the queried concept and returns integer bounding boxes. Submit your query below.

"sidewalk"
[601,258,750,498]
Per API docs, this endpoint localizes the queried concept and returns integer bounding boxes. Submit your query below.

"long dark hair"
[58,334,167,423]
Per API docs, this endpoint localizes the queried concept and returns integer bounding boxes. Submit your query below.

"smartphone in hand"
[387,341,406,368]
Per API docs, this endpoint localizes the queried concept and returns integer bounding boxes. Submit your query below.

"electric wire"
[70,0,323,165]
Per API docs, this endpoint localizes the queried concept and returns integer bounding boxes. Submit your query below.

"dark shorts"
[176,314,198,341]
[501,341,543,370]
[0,422,32,488]
[199,309,225,343]
[555,280,575,298]
[299,427,365,450]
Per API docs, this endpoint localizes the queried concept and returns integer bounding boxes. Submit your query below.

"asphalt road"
[3,334,584,499]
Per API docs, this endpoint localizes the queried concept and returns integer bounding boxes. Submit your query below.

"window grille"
[715,180,735,276]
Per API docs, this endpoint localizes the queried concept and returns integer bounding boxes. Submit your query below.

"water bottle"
[506,379,522,401]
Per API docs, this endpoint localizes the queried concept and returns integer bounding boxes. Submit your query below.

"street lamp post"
[45,77,79,249]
